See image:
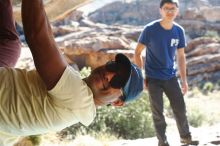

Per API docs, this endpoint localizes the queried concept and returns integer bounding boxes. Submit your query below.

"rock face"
[185,37,220,85]
[182,6,220,22]
[18,24,220,86]
[89,1,160,26]
[55,24,139,69]
[56,25,220,85]
[15,0,220,86]
[87,0,220,39]
[180,6,220,38]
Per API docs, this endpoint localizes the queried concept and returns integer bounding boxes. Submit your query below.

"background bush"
[28,68,219,143]
[59,92,155,140]
[187,107,206,127]
[58,67,155,140]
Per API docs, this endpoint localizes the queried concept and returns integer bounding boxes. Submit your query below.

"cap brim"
[115,54,143,102]
[115,53,131,88]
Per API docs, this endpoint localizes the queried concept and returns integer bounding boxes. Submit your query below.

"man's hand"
[134,43,145,69]
[144,78,148,90]
[181,80,188,95]
[176,48,188,95]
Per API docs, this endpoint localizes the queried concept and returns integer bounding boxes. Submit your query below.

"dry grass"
[186,89,220,125]
[18,90,219,146]
[39,133,110,146]
[166,88,220,131]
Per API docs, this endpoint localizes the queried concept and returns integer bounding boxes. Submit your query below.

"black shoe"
[158,140,170,146]
[180,136,192,144]
[180,136,199,145]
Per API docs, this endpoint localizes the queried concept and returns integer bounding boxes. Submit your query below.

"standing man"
[135,0,194,146]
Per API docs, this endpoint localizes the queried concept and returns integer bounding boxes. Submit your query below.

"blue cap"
[115,54,144,102]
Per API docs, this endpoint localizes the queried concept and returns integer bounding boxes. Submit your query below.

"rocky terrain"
[16,0,220,86]
[88,0,220,38]
[15,123,220,146]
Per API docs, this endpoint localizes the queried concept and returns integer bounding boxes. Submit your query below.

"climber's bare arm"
[22,0,67,90]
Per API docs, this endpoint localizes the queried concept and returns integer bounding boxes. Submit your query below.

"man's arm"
[135,43,147,88]
[176,48,188,95]
[134,43,145,69]
[22,0,68,90]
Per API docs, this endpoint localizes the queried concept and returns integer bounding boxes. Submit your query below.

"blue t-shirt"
[138,20,186,80]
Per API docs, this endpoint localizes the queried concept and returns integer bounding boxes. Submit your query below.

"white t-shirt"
[0,66,96,145]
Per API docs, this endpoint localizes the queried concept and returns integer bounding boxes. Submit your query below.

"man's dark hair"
[160,0,179,8]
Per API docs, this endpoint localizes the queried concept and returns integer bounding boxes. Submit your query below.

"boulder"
[185,37,219,53]
[187,54,220,76]
[186,43,220,58]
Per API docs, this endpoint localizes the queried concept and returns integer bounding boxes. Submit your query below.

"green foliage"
[102,92,154,139]
[202,82,213,91]
[59,67,155,140]
[12,0,21,5]
[190,86,201,96]
[216,80,220,90]
[204,30,219,38]
[202,82,214,94]
[217,80,220,86]
[27,135,41,146]
[59,92,155,140]
[192,81,219,94]
[187,107,205,127]
[79,67,91,78]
